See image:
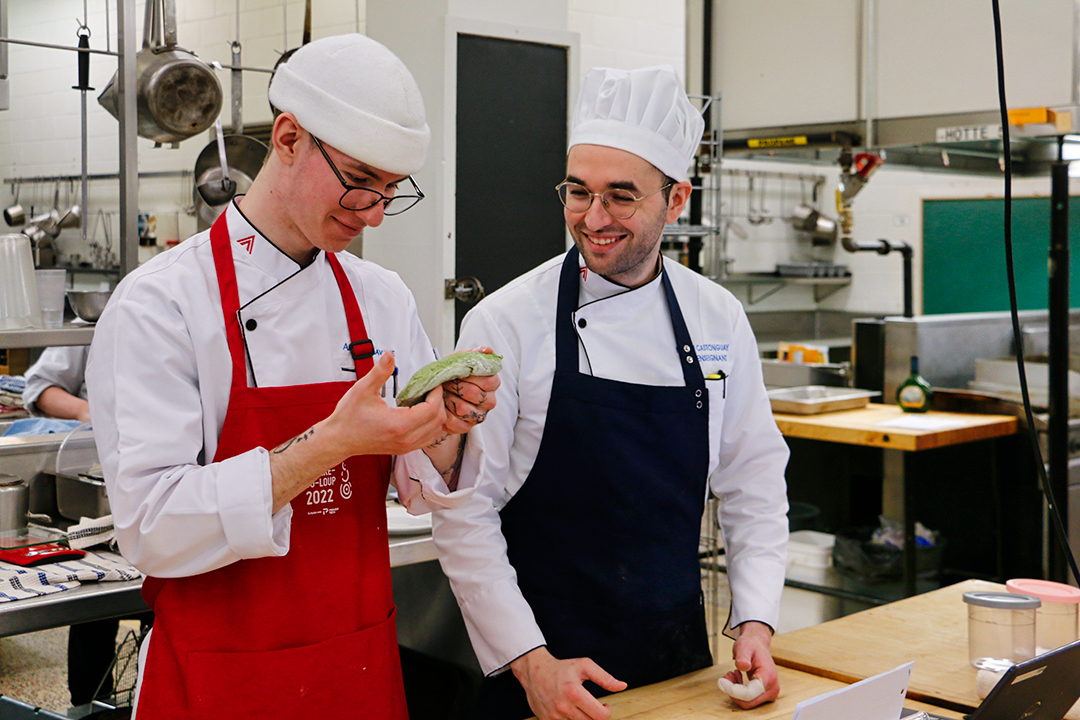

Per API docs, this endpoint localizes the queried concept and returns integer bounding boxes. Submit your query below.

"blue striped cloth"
[0,551,141,602]
[0,376,25,394]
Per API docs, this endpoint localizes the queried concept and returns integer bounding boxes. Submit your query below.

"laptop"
[792,662,914,720]
[901,638,1080,720]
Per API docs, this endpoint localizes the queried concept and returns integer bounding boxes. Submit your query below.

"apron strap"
[555,248,706,394]
[554,248,584,373]
[209,211,248,391]
[326,252,376,377]
[209,212,378,387]
[659,262,706,393]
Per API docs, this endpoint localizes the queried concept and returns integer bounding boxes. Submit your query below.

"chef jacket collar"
[578,253,665,309]
[226,199,319,284]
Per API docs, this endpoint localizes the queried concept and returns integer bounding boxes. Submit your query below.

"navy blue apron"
[476,249,713,720]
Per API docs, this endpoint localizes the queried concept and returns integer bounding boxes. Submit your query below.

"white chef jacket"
[433,252,790,676]
[87,201,472,579]
[23,345,89,415]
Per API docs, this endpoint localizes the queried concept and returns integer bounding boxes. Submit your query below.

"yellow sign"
[1007,107,1050,125]
[747,136,809,149]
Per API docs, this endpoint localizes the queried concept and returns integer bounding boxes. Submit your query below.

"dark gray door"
[455,34,568,337]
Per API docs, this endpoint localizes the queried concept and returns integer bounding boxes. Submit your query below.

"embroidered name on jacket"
[695,343,729,362]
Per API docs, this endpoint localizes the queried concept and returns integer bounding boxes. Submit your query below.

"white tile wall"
[716,157,1080,316]
[6,0,1051,320]
[2,0,360,259]
[569,0,684,73]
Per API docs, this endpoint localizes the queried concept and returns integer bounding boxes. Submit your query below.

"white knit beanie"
[269,34,430,176]
[569,65,704,182]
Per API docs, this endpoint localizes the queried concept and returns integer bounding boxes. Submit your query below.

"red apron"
[135,213,408,719]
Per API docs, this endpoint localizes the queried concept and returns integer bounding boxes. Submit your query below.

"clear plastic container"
[963,590,1040,669]
[1006,578,1080,655]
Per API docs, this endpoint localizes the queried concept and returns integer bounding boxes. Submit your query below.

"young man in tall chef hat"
[432,65,790,720]
[86,34,498,719]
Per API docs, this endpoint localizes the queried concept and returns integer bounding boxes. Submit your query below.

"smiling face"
[563,144,691,288]
[251,113,414,264]
[291,134,410,254]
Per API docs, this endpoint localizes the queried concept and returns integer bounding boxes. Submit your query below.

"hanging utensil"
[97,0,222,146]
[196,119,237,205]
[73,20,92,243]
[4,185,25,227]
[230,0,243,133]
[192,134,268,231]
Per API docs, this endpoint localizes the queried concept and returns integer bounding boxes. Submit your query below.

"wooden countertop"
[771,579,1002,711]
[773,404,1017,451]
[542,664,963,719]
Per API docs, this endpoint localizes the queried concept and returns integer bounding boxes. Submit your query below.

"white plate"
[386,503,433,536]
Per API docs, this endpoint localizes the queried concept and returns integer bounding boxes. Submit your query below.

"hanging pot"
[192,134,268,231]
[97,0,222,146]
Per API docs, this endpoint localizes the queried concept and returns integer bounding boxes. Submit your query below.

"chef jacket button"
[696,400,703,409]
[245,319,258,331]
[578,318,587,328]
[695,389,702,397]
[683,344,691,353]
[686,355,695,364]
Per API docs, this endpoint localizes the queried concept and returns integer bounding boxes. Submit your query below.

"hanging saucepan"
[192,134,268,231]
[97,0,222,146]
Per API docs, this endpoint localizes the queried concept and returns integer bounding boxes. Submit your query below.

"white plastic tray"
[768,386,880,415]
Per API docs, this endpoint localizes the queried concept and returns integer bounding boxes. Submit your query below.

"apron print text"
[305,464,352,515]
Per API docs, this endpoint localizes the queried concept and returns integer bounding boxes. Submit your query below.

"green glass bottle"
[896,355,933,412]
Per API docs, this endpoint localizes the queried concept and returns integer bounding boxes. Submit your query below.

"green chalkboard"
[922,196,1080,314]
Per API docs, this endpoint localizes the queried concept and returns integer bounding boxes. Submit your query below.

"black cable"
[991,0,1080,585]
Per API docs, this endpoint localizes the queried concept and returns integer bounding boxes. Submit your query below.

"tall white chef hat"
[268,34,430,176]
[568,65,704,182]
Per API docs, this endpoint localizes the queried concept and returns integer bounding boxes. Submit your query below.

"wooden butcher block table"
[772,404,1017,451]
[527,664,963,719]
[771,579,1000,712]
[773,405,1016,597]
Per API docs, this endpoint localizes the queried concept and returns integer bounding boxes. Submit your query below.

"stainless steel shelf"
[717,273,852,305]
[663,224,716,238]
[0,324,95,349]
[0,534,438,638]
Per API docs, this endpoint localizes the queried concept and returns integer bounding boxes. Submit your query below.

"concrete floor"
[0,620,139,715]
[0,627,72,712]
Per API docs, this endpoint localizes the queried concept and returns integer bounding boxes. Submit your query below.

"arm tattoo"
[437,436,467,492]
[272,427,315,454]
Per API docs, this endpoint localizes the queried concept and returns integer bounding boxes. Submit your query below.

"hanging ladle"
[196,119,237,206]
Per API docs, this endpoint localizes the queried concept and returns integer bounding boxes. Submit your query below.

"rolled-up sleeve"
[88,290,289,579]
[431,306,547,675]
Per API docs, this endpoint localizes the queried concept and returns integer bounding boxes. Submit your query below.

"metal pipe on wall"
[1048,150,1070,582]
[117,0,138,278]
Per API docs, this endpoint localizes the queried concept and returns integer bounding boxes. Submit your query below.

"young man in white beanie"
[87,34,498,719]
[431,65,790,720]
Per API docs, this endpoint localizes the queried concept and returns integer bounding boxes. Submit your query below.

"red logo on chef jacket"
[580,266,588,282]
[237,235,255,254]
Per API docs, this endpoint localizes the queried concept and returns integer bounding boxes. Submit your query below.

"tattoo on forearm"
[437,436,466,492]
[272,427,315,454]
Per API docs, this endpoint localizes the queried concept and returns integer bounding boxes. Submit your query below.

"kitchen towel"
[0,550,141,602]
[66,514,116,550]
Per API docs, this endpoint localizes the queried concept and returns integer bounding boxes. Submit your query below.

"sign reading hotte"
[935,125,1004,143]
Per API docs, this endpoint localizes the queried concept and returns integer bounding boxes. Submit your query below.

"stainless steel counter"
[0,533,437,639]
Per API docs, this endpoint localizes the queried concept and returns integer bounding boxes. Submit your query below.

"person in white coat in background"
[432,65,790,720]
[22,346,90,423]
[86,34,498,719]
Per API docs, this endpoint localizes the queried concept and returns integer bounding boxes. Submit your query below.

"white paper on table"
[875,415,964,431]
[791,662,913,720]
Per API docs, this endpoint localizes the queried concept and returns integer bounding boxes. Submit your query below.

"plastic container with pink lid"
[1006,578,1080,655]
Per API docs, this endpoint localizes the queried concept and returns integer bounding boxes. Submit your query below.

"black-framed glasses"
[311,135,425,216]
[555,180,673,220]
